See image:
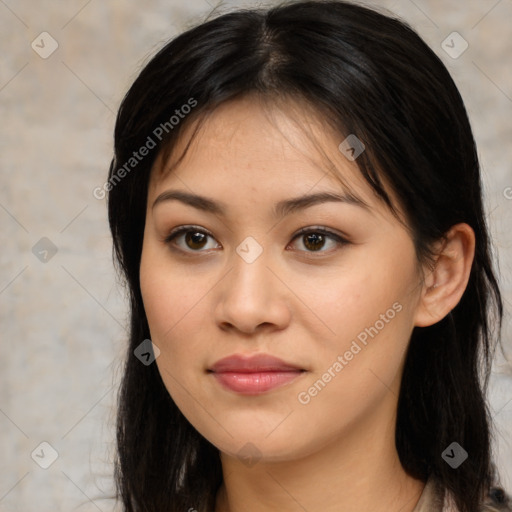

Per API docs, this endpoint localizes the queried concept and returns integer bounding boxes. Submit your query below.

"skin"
[139,95,475,512]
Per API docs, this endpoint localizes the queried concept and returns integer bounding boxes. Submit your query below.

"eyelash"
[163,225,349,257]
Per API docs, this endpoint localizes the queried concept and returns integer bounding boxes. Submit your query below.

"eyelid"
[292,226,350,243]
[163,224,216,244]
[162,225,350,255]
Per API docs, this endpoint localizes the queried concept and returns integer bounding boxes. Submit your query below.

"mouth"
[208,353,307,395]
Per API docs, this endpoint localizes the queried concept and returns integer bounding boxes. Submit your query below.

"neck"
[214,394,425,512]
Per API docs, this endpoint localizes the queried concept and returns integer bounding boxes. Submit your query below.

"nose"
[214,247,291,335]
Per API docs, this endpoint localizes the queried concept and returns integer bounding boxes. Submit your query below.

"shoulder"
[416,477,512,512]
[481,486,512,512]
[444,482,512,512]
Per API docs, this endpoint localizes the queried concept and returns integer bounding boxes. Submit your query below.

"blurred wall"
[1,0,511,510]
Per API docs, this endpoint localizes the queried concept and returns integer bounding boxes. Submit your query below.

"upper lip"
[209,354,305,373]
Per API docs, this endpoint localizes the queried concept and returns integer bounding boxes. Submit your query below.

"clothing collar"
[412,476,460,512]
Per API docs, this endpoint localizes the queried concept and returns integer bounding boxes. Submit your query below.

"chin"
[209,430,320,466]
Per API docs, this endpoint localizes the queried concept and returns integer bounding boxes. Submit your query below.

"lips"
[209,354,306,395]
[210,353,304,373]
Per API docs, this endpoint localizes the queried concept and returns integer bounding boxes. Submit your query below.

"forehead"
[148,95,373,204]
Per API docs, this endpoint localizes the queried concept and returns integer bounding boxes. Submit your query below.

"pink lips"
[209,354,306,395]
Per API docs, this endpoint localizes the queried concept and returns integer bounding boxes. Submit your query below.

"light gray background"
[1,0,511,510]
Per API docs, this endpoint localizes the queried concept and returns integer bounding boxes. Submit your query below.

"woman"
[106,1,509,511]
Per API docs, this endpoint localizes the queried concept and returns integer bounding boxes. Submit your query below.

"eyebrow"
[152,189,370,219]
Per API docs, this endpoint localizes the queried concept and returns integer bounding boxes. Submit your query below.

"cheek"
[315,255,416,352]
[140,256,213,428]
[140,243,208,369]
[303,248,419,403]
[141,235,197,329]
[140,276,206,359]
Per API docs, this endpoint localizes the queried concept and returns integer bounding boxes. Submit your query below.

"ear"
[414,223,475,327]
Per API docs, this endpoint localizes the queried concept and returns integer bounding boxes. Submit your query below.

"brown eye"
[290,228,348,254]
[164,226,220,253]
[184,231,208,250]
[302,233,327,251]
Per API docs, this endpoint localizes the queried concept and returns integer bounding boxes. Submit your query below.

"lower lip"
[211,371,304,394]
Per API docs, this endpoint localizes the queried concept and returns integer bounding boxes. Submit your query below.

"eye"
[288,227,349,253]
[164,225,220,253]
[163,225,349,255]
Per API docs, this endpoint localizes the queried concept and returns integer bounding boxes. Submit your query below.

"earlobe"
[414,223,475,328]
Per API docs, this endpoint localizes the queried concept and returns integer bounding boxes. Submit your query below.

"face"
[139,96,425,463]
